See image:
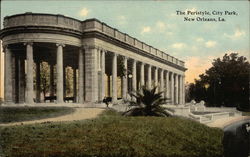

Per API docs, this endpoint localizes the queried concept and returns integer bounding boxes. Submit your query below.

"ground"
[0,109,223,157]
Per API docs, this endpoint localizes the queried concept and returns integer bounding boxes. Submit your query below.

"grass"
[0,109,223,157]
[0,106,75,123]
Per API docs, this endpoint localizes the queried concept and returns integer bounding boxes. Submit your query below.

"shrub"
[123,86,170,117]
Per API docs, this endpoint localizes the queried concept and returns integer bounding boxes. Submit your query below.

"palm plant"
[123,86,170,117]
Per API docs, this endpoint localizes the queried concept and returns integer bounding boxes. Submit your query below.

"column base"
[3,100,14,105]
[56,101,65,104]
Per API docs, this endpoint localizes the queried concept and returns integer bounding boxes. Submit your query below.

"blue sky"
[1,0,249,83]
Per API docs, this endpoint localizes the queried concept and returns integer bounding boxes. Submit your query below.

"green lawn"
[0,106,75,123]
[0,110,223,157]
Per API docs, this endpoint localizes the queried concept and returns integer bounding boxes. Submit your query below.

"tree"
[188,53,250,109]
[123,86,170,116]
[40,62,50,98]
[65,67,74,97]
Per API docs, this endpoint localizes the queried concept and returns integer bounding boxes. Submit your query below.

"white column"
[36,62,41,103]
[4,46,13,103]
[147,65,151,89]
[84,46,98,102]
[165,71,169,99]
[171,72,174,104]
[132,60,137,91]
[140,63,145,88]
[122,56,127,99]
[101,50,106,100]
[112,53,117,102]
[78,48,84,104]
[179,75,182,105]
[25,42,34,104]
[175,74,179,105]
[160,69,164,93]
[56,43,64,103]
[154,67,158,91]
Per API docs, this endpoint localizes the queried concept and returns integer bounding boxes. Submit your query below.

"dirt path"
[0,108,105,127]
[207,116,250,128]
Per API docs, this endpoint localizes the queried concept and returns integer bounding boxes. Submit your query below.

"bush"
[123,87,170,117]
[0,110,223,157]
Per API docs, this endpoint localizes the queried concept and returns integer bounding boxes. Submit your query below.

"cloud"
[156,22,177,35]
[117,15,127,25]
[166,31,174,36]
[196,37,204,42]
[224,29,246,40]
[156,21,166,32]
[205,41,217,48]
[172,42,186,49]
[79,8,90,17]
[141,26,151,34]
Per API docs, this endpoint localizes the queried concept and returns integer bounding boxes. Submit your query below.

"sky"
[1,0,249,83]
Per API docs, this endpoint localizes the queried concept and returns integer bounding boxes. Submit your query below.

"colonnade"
[96,49,185,105]
[3,42,185,105]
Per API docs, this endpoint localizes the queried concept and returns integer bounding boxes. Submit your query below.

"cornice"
[0,26,82,39]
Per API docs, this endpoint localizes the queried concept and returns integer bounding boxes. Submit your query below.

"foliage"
[188,53,250,108]
[0,110,223,157]
[65,67,74,97]
[40,62,50,98]
[33,62,75,99]
[0,107,75,123]
[123,86,170,116]
[118,56,127,77]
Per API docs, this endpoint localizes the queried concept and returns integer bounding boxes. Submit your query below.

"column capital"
[133,59,137,63]
[112,52,117,57]
[101,49,107,53]
[121,56,128,60]
[56,43,65,47]
[24,42,33,46]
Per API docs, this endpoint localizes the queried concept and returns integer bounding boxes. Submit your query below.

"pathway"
[207,115,250,128]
